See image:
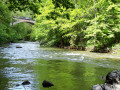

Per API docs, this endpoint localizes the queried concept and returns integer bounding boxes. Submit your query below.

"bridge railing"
[13,16,34,20]
[10,16,35,26]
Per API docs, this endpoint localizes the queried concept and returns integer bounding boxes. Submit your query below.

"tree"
[0,0,12,44]
[85,2,120,52]
[75,0,77,8]
[52,0,74,9]
[5,0,41,14]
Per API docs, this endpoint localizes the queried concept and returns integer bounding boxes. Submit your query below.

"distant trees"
[0,0,12,44]
[0,0,120,53]
[33,0,120,52]
[5,0,41,14]
[0,0,35,44]
[85,1,120,52]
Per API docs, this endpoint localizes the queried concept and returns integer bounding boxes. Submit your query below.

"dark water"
[0,42,120,90]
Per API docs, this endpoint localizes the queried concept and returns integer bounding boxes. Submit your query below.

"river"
[0,42,120,90]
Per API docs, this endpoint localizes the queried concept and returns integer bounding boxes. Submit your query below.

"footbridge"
[10,17,35,26]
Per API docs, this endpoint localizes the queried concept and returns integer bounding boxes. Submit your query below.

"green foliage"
[0,0,34,44]
[13,10,34,19]
[52,0,74,9]
[10,23,33,42]
[85,3,120,52]
[5,0,41,14]
[1,0,120,53]
[0,0,12,44]
[33,0,120,52]
[34,0,87,48]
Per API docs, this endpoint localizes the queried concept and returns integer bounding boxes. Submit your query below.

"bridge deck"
[10,18,35,26]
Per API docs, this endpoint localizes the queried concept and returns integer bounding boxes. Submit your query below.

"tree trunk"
[75,0,77,8]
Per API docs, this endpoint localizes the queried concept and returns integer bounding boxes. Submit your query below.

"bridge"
[10,17,35,26]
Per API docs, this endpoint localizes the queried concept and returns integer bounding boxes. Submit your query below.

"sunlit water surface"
[0,42,120,90]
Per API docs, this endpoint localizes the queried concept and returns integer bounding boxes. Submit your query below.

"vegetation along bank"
[0,0,120,53]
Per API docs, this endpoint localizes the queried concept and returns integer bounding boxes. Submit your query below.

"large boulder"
[92,70,120,90]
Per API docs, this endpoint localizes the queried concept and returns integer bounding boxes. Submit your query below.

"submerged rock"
[15,80,31,89]
[16,84,20,87]
[42,80,54,88]
[16,45,22,48]
[16,46,22,48]
[22,80,31,85]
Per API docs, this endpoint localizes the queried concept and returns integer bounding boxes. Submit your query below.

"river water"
[0,42,120,90]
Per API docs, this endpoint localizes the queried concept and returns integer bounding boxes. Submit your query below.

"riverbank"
[1,41,120,60]
[78,44,120,59]
[40,45,120,60]
[62,44,120,60]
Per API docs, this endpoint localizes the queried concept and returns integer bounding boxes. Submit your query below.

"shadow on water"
[0,42,120,90]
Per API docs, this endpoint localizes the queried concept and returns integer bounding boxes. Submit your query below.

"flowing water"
[0,42,120,90]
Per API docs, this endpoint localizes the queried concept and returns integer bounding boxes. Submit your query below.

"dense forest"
[0,0,120,52]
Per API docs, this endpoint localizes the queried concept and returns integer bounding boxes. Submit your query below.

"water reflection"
[35,59,113,90]
[0,42,120,90]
